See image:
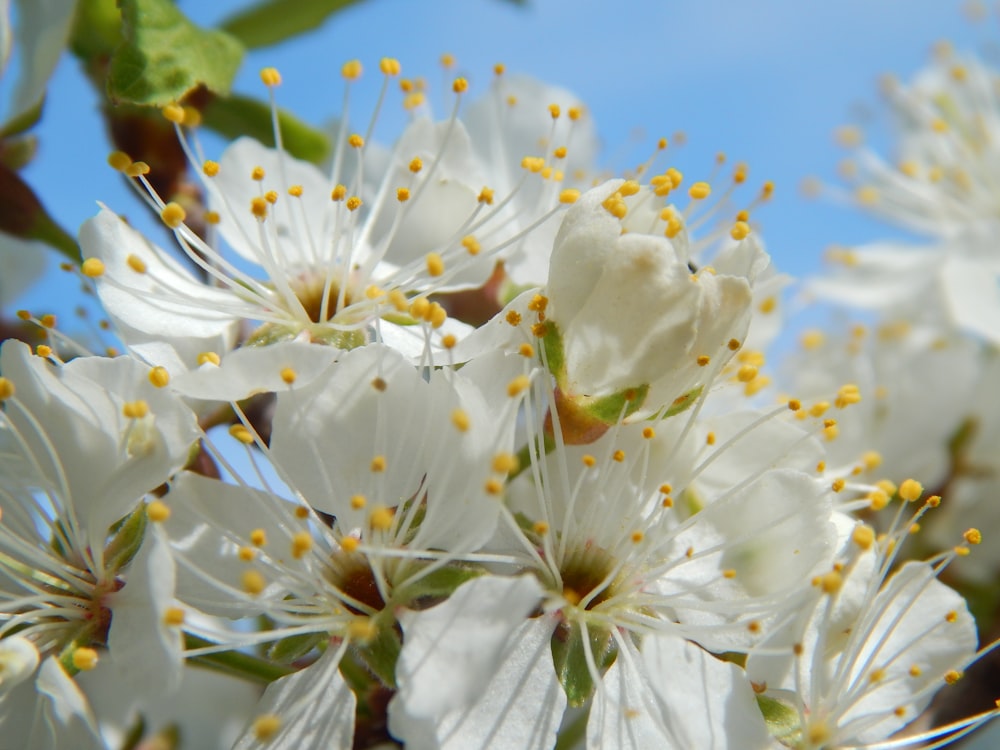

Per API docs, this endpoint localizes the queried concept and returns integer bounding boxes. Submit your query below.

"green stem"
[554,707,589,750]
[184,633,294,685]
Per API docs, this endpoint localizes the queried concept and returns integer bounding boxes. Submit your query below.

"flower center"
[289,272,354,324]
[559,542,617,610]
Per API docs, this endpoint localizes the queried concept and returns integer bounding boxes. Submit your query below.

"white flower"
[82,63,583,375]
[0,341,198,707]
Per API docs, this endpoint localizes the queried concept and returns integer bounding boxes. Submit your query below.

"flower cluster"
[2,54,999,750]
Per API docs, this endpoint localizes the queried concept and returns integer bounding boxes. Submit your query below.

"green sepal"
[662,385,702,418]
[108,0,244,106]
[395,564,484,608]
[353,616,402,689]
[585,384,650,424]
[245,322,366,349]
[267,632,324,664]
[103,505,148,574]
[0,135,38,171]
[220,0,361,50]
[756,693,802,747]
[540,320,566,383]
[201,94,330,164]
[70,0,124,61]
[119,714,147,750]
[0,99,43,140]
[550,622,617,707]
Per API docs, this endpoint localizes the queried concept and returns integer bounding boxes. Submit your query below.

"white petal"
[233,645,353,750]
[390,576,564,750]
[588,635,770,750]
[4,0,76,127]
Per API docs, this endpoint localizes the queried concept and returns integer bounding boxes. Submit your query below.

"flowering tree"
[2,1,1000,748]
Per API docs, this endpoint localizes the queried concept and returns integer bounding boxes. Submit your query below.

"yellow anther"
[201,160,220,178]
[242,570,266,595]
[348,617,377,643]
[425,252,445,277]
[568,106,582,120]
[291,531,313,559]
[931,118,948,133]
[197,351,221,366]
[280,367,296,385]
[492,453,519,473]
[582,455,597,468]
[761,181,775,199]
[40,314,56,328]
[349,133,364,149]
[909,664,922,677]
[820,571,843,593]
[440,52,456,68]
[533,521,549,535]
[346,196,362,211]
[408,157,423,174]
[452,77,469,94]
[531,322,547,337]
[81,258,105,278]
[944,670,963,685]
[441,334,457,349]
[484,478,504,496]
[451,408,471,432]
[688,181,711,200]
[493,62,505,75]
[340,536,360,553]
[162,103,185,124]
[396,187,410,202]
[722,569,737,579]
[370,455,387,472]
[260,67,282,87]
[547,103,561,119]
[365,285,384,301]
[288,185,303,197]
[122,400,149,419]
[108,151,132,171]
[553,146,568,159]
[856,185,879,205]
[388,290,407,312]
[146,500,171,522]
[786,399,802,412]
[403,92,426,110]
[832,478,846,493]
[331,184,347,201]
[461,235,481,255]
[729,221,751,241]
[964,528,982,545]
[181,106,201,128]
[852,524,875,550]
[507,375,530,397]
[809,401,830,417]
[250,197,268,219]
[737,365,758,383]
[559,188,580,204]
[410,297,430,319]
[72,647,99,672]
[758,296,776,314]
[250,528,267,546]
[264,190,279,204]
[899,479,923,502]
[631,531,645,544]
[528,294,548,313]
[370,506,394,530]
[823,423,839,441]
[253,714,282,741]
[205,210,220,225]
[867,491,888,511]
[505,310,522,327]
[642,427,656,439]
[521,156,545,173]
[163,607,186,626]
[696,355,711,367]
[125,161,150,177]
[706,432,717,446]
[36,345,52,358]
[619,180,641,197]
[478,187,494,204]
[728,338,741,351]
[613,450,625,462]
[835,384,862,408]
[869,667,886,684]
[379,58,401,76]
[341,59,362,79]
[229,425,255,445]
[602,195,627,219]
[160,202,186,229]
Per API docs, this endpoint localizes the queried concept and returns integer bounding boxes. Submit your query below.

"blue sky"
[10,0,995,322]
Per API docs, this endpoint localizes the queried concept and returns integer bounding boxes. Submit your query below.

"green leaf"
[540,320,566,383]
[108,0,244,106]
[0,163,78,260]
[756,693,801,747]
[220,0,361,50]
[201,93,330,164]
[550,622,616,707]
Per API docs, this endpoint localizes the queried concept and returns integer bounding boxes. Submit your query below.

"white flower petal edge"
[588,634,770,750]
[389,575,565,750]
[232,644,354,750]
